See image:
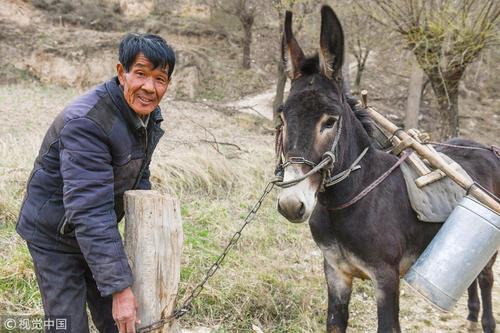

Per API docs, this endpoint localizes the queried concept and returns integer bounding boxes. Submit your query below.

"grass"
[195,50,273,102]
[0,82,327,332]
[0,82,497,332]
[0,222,41,314]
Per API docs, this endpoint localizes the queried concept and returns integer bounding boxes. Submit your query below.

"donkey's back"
[436,138,500,194]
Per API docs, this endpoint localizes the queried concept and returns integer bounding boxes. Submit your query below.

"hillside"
[1,0,498,143]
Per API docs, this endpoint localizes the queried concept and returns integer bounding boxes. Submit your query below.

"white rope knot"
[321,151,336,167]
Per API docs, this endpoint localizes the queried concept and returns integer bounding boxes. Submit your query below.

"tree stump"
[124,190,183,333]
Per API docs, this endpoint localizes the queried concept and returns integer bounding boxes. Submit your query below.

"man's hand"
[112,287,140,333]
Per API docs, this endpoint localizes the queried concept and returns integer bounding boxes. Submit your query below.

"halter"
[273,116,369,190]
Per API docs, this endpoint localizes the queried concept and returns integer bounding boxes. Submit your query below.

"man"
[16,33,175,333]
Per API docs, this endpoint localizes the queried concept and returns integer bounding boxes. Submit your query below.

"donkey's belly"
[320,243,372,280]
[398,253,418,277]
[320,243,419,280]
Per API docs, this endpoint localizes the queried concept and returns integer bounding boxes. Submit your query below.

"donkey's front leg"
[324,258,352,333]
[374,266,401,333]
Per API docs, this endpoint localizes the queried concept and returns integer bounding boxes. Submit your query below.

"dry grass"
[0,83,498,332]
[0,82,326,331]
[151,150,238,197]
[32,0,124,31]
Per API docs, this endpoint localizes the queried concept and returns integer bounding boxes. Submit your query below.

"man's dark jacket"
[17,77,164,296]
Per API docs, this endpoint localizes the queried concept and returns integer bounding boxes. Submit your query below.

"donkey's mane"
[299,55,320,75]
[346,96,374,136]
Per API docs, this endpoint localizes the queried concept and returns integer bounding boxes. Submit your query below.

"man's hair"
[119,33,176,78]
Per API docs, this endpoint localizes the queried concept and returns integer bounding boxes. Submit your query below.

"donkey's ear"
[319,6,344,80]
[282,11,304,80]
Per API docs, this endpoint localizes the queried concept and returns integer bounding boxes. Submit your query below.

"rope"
[467,182,500,204]
[424,141,500,157]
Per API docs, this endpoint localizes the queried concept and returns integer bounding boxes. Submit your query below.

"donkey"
[275,6,499,333]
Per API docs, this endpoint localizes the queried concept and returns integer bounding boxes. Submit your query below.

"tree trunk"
[354,50,369,92]
[342,61,351,95]
[405,65,425,130]
[272,8,285,128]
[354,63,363,92]
[241,19,253,69]
[272,60,287,127]
[124,190,183,333]
[437,88,459,140]
[428,74,460,140]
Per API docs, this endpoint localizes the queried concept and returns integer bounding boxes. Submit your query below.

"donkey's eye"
[321,118,336,131]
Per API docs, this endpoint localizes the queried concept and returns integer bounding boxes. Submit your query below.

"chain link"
[137,181,275,333]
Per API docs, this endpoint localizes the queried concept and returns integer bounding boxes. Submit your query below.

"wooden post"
[124,190,183,333]
[360,89,368,108]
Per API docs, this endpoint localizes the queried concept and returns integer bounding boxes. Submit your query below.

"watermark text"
[0,315,71,332]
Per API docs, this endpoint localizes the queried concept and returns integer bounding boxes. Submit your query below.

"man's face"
[117,53,170,117]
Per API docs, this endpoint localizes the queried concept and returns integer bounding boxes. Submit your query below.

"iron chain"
[137,181,275,333]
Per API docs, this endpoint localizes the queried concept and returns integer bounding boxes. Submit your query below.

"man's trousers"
[27,242,119,333]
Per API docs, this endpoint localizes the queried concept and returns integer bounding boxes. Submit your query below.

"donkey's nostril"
[298,202,305,217]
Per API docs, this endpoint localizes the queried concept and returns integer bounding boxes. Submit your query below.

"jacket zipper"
[59,217,68,235]
[132,127,149,189]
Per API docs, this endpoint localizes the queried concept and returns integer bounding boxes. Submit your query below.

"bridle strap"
[281,157,317,169]
[324,115,343,164]
[273,116,343,188]
[273,157,334,188]
[328,149,411,211]
[324,147,369,187]
[275,125,284,170]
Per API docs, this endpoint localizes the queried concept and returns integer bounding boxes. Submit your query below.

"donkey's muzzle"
[277,195,308,223]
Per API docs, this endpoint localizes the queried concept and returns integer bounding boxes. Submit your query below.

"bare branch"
[371,0,498,139]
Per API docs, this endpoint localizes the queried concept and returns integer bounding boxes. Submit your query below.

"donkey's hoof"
[481,320,496,333]
[467,320,479,332]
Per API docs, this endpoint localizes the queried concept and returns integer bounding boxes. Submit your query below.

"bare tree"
[271,0,315,127]
[344,2,385,93]
[372,0,500,139]
[211,0,257,69]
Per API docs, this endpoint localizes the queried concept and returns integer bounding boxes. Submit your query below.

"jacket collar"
[105,77,163,132]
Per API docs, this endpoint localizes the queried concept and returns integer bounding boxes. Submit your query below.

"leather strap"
[328,150,411,211]
[491,145,499,159]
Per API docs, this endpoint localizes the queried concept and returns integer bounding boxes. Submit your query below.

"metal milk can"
[404,195,500,311]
